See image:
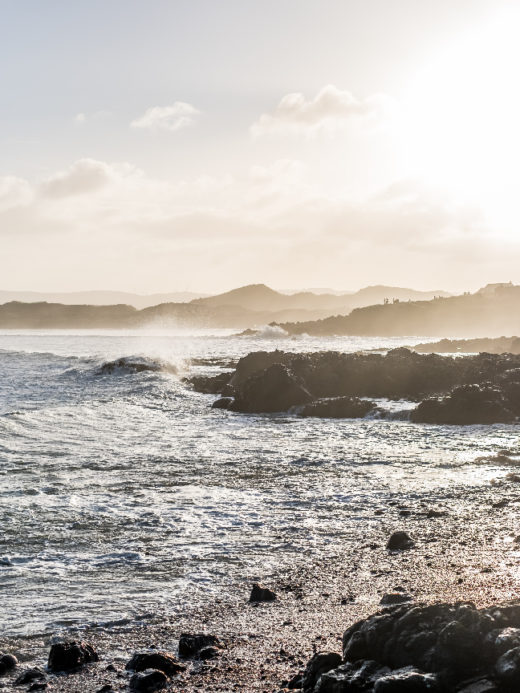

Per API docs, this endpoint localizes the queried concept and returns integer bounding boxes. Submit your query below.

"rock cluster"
[190,348,520,423]
[295,600,520,692]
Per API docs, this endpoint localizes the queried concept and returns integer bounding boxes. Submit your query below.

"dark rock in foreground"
[298,600,520,692]
[249,583,277,603]
[14,667,45,685]
[178,633,221,658]
[47,640,99,672]
[125,651,185,675]
[230,363,312,413]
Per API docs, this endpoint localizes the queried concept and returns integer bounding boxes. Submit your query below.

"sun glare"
[400,7,520,232]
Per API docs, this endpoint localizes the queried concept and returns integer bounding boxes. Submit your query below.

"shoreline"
[2,476,520,691]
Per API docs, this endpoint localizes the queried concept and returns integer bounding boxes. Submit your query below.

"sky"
[1,0,520,294]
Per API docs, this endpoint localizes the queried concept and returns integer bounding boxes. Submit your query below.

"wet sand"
[2,477,520,692]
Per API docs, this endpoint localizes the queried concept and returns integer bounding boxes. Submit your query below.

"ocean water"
[1,329,519,638]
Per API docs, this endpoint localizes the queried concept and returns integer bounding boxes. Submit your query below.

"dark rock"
[411,384,516,425]
[286,672,303,688]
[129,668,168,692]
[380,592,413,606]
[486,626,520,656]
[178,633,221,658]
[314,660,391,692]
[386,531,414,551]
[212,397,233,409]
[457,679,497,692]
[189,371,232,394]
[230,363,312,413]
[47,640,99,672]
[374,668,439,691]
[126,651,185,675]
[14,668,45,685]
[197,646,219,660]
[299,396,376,419]
[249,583,277,603]
[495,645,520,684]
[0,654,17,675]
[28,685,48,692]
[302,652,342,692]
[96,686,114,693]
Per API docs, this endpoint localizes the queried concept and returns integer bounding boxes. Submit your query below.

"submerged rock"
[249,583,277,603]
[299,396,376,419]
[47,640,99,672]
[126,651,185,675]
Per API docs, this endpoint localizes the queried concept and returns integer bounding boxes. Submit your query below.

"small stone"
[126,651,184,676]
[249,583,277,603]
[48,640,98,672]
[0,654,17,676]
[178,633,221,658]
[14,668,45,685]
[380,592,413,606]
[28,685,48,692]
[129,668,168,692]
[386,531,414,551]
[197,646,219,661]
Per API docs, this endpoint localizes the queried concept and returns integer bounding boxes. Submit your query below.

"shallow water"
[1,329,519,637]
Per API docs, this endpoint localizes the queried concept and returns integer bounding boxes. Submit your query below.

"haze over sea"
[1,329,517,640]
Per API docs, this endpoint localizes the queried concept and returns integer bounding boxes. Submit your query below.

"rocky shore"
[189,348,520,424]
[3,471,520,692]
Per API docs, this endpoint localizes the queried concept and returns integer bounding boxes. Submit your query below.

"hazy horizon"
[2,0,520,293]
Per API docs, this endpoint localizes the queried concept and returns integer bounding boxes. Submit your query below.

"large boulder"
[125,651,185,676]
[411,384,516,425]
[230,364,312,413]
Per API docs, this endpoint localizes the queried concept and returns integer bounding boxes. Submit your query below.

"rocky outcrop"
[299,600,520,692]
[189,348,520,422]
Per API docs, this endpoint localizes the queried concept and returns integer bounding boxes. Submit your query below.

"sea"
[1,329,519,639]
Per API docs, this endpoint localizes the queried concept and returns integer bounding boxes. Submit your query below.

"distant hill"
[277,284,520,338]
[0,282,457,330]
[191,283,449,314]
[0,290,206,309]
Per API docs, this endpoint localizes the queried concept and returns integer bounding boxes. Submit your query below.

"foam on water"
[0,329,519,637]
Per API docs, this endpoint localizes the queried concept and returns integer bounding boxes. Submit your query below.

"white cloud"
[74,110,113,125]
[130,102,200,132]
[0,176,33,212]
[39,159,138,198]
[251,84,390,137]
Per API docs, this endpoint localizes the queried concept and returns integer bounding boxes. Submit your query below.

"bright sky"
[1,0,519,293]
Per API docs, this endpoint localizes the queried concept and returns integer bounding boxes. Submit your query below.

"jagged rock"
[249,583,277,603]
[302,652,342,692]
[373,668,439,691]
[0,654,17,675]
[129,668,168,692]
[14,668,45,685]
[189,371,232,394]
[386,531,414,551]
[125,651,185,675]
[299,396,376,419]
[197,646,219,660]
[178,633,221,658]
[230,364,312,413]
[47,640,99,672]
[286,672,303,688]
